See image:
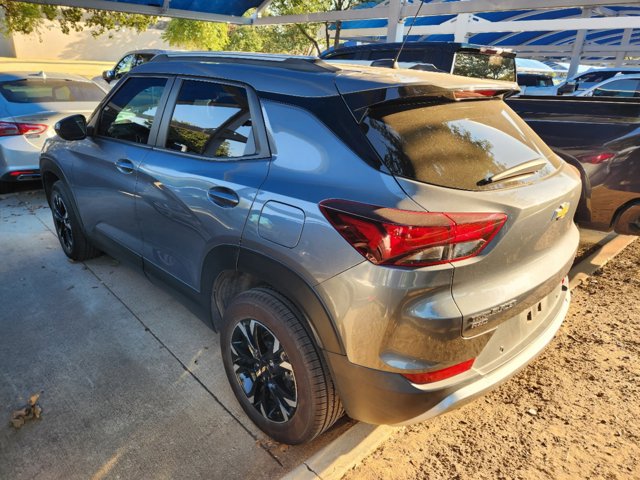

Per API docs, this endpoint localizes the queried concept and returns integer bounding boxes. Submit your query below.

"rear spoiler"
[341,84,519,123]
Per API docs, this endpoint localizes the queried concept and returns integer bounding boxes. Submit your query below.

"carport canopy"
[19,0,640,74]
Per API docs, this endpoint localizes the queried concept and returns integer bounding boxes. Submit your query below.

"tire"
[220,288,343,444]
[49,180,101,261]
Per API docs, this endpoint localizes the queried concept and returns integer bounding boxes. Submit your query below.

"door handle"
[208,186,240,208]
[115,159,135,174]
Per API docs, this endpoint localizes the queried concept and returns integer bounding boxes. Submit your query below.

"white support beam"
[453,13,472,43]
[504,44,640,54]
[340,14,640,38]
[253,0,640,26]
[568,8,591,78]
[20,0,253,24]
[386,0,404,43]
[253,0,274,19]
[615,28,634,66]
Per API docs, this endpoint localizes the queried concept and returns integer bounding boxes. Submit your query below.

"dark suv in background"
[42,52,580,444]
[320,41,517,82]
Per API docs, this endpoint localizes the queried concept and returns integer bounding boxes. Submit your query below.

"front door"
[71,76,172,261]
[136,78,271,292]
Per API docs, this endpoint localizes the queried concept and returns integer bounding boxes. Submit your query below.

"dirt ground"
[344,239,640,480]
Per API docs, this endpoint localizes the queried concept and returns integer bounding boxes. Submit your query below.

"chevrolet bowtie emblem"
[552,202,570,221]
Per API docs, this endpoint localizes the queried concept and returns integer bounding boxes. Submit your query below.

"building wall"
[8,22,172,61]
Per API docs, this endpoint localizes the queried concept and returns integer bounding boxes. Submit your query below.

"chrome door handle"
[115,159,134,174]
[208,186,240,208]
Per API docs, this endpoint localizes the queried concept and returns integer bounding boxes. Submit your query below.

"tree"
[0,1,156,37]
[161,18,228,50]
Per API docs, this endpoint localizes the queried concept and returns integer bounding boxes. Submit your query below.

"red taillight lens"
[319,200,507,268]
[402,358,476,384]
[578,151,615,164]
[453,89,498,99]
[0,121,47,137]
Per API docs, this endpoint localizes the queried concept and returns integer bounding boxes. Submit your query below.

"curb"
[283,232,636,480]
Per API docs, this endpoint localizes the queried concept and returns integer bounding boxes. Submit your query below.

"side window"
[134,54,154,68]
[164,79,256,158]
[97,77,167,144]
[113,54,135,79]
[593,79,640,97]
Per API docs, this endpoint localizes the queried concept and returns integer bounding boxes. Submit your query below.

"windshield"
[0,79,104,103]
[452,51,516,82]
[363,99,560,191]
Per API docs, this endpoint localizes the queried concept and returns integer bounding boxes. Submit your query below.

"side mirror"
[102,69,114,83]
[55,114,87,141]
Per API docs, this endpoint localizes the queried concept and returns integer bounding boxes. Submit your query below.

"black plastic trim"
[236,249,344,355]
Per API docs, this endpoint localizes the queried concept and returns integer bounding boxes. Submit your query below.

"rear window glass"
[363,99,560,191]
[452,52,516,82]
[0,79,104,103]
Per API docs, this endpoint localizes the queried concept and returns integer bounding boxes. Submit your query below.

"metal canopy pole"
[386,0,404,43]
[568,8,592,79]
[615,28,633,66]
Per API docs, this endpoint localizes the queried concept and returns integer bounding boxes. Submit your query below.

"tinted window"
[453,52,516,81]
[0,79,104,103]
[98,76,167,144]
[363,99,560,191]
[165,80,255,158]
[593,78,640,97]
[114,54,136,79]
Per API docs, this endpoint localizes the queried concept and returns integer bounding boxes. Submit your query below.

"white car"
[556,67,640,95]
[0,71,105,192]
[577,74,640,98]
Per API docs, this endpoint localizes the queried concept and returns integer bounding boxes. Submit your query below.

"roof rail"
[150,51,339,73]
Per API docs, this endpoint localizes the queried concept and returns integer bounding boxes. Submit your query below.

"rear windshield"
[363,99,561,191]
[0,79,104,103]
[452,51,516,82]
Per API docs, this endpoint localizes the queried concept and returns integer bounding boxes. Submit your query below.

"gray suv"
[41,52,581,445]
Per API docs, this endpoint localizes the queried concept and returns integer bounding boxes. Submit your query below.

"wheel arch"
[203,246,344,355]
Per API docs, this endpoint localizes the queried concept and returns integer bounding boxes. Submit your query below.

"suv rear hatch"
[336,73,581,338]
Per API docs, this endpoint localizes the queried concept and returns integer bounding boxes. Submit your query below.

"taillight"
[402,358,475,384]
[453,89,498,99]
[578,151,615,164]
[0,121,48,137]
[319,199,507,268]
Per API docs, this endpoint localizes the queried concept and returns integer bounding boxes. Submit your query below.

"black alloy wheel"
[230,318,297,423]
[51,189,74,254]
[48,181,101,261]
[220,288,343,444]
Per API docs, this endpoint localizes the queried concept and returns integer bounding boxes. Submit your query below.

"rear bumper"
[0,137,41,180]
[325,283,570,425]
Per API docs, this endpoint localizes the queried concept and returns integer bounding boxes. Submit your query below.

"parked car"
[517,73,556,96]
[555,67,640,96]
[576,74,640,98]
[92,49,168,91]
[320,41,517,82]
[0,71,105,193]
[507,95,640,234]
[41,52,581,444]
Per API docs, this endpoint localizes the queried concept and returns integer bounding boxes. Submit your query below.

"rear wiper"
[477,158,547,186]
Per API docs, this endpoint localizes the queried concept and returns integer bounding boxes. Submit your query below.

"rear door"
[136,77,271,292]
[71,75,172,261]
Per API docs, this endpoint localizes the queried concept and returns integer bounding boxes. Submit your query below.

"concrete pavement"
[0,190,350,480]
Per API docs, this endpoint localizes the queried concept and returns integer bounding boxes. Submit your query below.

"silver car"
[0,72,104,192]
[40,52,581,445]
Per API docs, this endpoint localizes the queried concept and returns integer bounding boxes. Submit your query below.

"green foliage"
[161,18,228,51]
[0,0,369,53]
[0,1,156,37]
